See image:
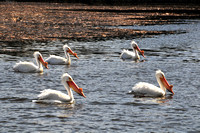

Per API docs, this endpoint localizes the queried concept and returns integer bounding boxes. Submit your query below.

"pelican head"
[131,41,145,58]
[33,51,48,69]
[63,45,79,59]
[156,70,174,94]
[62,73,86,98]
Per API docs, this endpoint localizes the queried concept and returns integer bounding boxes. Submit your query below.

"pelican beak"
[67,49,79,59]
[135,45,145,58]
[67,79,86,98]
[38,55,49,69]
[160,76,174,94]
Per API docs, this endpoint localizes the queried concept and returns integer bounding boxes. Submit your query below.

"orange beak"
[135,45,145,58]
[67,79,86,98]
[38,55,48,69]
[160,76,174,94]
[67,49,79,59]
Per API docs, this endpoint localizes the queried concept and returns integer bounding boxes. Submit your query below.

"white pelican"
[45,45,79,65]
[33,73,86,104]
[131,70,174,97]
[120,40,145,61]
[13,51,48,73]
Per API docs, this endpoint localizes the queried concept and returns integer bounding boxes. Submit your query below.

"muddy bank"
[0,2,199,43]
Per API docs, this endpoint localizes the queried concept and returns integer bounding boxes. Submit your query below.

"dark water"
[0,20,200,132]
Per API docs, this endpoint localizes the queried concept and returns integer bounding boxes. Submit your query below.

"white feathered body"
[45,55,71,65]
[13,61,43,73]
[34,89,73,104]
[120,49,139,60]
[132,82,165,97]
[45,55,69,65]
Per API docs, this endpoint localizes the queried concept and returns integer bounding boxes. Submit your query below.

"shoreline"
[0,2,199,44]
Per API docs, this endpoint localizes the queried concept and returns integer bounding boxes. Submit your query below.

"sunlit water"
[0,20,200,132]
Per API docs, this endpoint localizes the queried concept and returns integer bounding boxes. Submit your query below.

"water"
[1,19,200,132]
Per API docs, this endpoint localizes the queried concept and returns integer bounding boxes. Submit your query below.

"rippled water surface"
[1,20,200,132]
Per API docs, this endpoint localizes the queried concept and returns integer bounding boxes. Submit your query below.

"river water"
[0,19,200,132]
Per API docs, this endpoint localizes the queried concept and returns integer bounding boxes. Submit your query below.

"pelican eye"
[38,55,41,60]
[67,48,70,52]
[68,77,72,81]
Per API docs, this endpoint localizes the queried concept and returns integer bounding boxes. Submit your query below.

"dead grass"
[0,2,199,42]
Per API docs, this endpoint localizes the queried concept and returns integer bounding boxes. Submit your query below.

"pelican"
[131,70,174,97]
[13,51,48,73]
[45,45,79,65]
[33,73,86,104]
[120,40,145,61]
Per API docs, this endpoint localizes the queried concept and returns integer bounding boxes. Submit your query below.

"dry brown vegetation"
[0,2,199,42]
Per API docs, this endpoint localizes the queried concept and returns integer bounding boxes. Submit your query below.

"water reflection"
[33,102,76,109]
[127,94,173,105]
